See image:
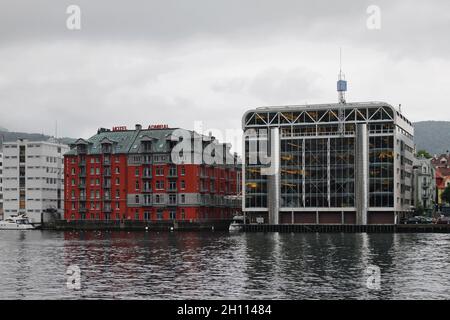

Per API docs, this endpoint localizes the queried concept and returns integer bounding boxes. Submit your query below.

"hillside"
[0,121,449,155]
[414,121,450,156]
[0,129,75,147]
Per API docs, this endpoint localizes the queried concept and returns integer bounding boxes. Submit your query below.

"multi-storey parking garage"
[242,102,414,225]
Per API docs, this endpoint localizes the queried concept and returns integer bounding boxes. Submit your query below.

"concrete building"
[412,155,436,215]
[0,150,3,220]
[242,102,414,225]
[242,72,414,225]
[64,125,240,222]
[2,139,69,223]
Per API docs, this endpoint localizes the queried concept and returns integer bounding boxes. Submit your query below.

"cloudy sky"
[0,0,449,152]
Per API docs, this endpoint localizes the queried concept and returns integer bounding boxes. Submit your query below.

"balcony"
[168,170,178,178]
[143,171,152,179]
[79,207,87,213]
[103,170,111,177]
[103,182,111,189]
[79,195,87,201]
[103,207,112,213]
[78,160,86,167]
[167,186,177,192]
[79,171,86,177]
[142,198,153,206]
[103,159,111,166]
[104,194,111,201]
[78,183,86,189]
[143,156,152,164]
[142,187,152,193]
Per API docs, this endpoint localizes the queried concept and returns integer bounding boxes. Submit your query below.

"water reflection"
[0,231,449,299]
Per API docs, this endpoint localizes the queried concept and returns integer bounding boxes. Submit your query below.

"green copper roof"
[65,128,179,155]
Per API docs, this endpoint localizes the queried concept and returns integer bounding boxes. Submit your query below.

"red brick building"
[64,125,240,222]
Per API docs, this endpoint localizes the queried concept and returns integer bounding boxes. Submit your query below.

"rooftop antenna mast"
[337,48,348,135]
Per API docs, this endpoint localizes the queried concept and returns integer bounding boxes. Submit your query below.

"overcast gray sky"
[0,0,449,152]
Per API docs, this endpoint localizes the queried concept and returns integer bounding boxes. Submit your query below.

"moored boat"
[0,215,36,230]
[229,215,245,232]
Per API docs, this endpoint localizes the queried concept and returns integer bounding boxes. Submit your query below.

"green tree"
[441,184,450,204]
[416,150,432,159]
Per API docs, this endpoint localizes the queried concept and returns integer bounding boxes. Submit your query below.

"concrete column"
[355,123,368,225]
[266,128,280,224]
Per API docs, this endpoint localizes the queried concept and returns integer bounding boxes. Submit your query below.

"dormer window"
[74,138,90,155]
[142,141,152,152]
[102,144,112,153]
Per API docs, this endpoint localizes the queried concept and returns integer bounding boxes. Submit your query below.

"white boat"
[229,215,245,232]
[0,215,36,230]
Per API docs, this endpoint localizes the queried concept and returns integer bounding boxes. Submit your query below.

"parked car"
[436,216,450,224]
[404,216,433,224]
[406,217,420,224]
[417,216,433,224]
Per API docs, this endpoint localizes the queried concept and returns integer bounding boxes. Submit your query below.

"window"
[115,178,120,185]
[115,167,120,174]
[115,190,120,198]
[135,195,140,204]
[181,194,186,204]
[181,166,185,176]
[144,211,150,221]
[135,168,139,176]
[181,209,185,220]
[135,181,140,190]
[156,180,164,190]
[170,210,176,220]
[181,180,186,190]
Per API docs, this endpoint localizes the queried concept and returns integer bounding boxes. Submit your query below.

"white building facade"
[412,156,436,215]
[2,139,69,223]
[0,151,3,220]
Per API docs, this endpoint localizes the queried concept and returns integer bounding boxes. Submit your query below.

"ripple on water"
[0,231,449,299]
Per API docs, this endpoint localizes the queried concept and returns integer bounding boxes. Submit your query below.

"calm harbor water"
[0,230,449,300]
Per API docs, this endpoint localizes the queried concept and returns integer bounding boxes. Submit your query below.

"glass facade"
[304,138,328,207]
[280,139,303,207]
[243,105,412,217]
[244,130,268,208]
[329,137,355,207]
[369,135,394,207]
